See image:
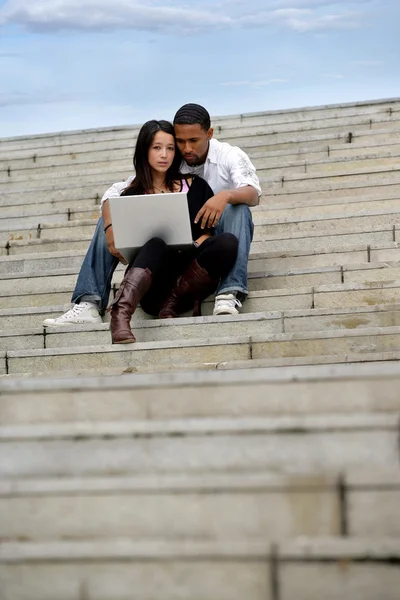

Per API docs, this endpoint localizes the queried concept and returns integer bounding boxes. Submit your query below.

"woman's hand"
[105,226,128,264]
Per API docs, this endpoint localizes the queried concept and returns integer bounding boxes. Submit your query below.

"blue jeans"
[214,204,254,298]
[72,217,119,313]
[72,204,254,311]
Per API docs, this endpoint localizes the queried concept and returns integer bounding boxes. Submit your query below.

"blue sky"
[0,0,399,137]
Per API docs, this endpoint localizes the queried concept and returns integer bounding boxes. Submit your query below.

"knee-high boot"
[159,259,217,319]
[110,267,152,344]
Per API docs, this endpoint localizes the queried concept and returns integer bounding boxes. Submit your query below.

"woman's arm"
[101,199,128,264]
[100,176,134,210]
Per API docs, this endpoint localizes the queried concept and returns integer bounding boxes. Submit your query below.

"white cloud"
[0,0,366,33]
[241,8,362,32]
[270,0,371,8]
[0,0,232,32]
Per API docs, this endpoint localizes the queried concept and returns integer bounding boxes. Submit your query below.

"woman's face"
[148,131,175,174]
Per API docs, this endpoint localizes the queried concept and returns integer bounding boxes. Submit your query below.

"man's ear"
[207,127,214,140]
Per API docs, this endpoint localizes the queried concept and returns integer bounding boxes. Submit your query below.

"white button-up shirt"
[180,138,261,196]
[100,137,261,209]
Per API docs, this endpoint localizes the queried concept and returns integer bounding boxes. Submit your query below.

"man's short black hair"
[173,103,211,131]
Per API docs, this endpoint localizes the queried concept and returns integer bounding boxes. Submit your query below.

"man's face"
[174,123,213,166]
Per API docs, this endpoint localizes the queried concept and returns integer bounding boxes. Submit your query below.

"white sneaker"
[43,302,102,327]
[213,293,242,316]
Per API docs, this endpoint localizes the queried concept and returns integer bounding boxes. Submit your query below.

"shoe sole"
[213,309,239,316]
[43,319,103,327]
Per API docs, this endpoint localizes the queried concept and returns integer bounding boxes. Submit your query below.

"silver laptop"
[108,192,193,263]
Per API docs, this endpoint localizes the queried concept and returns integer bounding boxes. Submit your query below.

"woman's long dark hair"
[122,120,183,196]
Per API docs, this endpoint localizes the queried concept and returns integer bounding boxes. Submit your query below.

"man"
[43,104,261,326]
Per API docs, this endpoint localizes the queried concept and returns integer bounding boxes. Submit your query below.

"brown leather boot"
[159,259,217,319]
[110,267,152,344]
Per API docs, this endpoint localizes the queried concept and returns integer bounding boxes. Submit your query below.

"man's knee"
[218,204,253,237]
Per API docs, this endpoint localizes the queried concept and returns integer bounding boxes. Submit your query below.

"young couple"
[44,104,262,344]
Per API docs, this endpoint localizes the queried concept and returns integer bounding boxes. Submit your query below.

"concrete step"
[5,323,400,376]
[2,259,400,310]
[4,168,400,206]
[1,468,400,543]
[0,203,100,221]
[252,210,400,239]
[0,191,100,212]
[3,128,400,193]
[3,345,400,380]
[255,193,400,218]
[1,191,400,245]
[5,143,400,186]
[1,536,400,600]
[225,126,400,154]
[3,231,382,258]
[251,137,400,163]
[2,260,400,312]
[3,135,400,182]
[220,113,400,147]
[6,239,396,276]
[2,361,400,423]
[261,181,400,204]
[3,189,400,231]
[1,99,398,156]
[0,237,379,266]
[2,302,400,353]
[210,97,400,125]
[1,411,399,478]
[1,289,399,333]
[252,225,396,254]
[2,206,399,245]
[3,151,400,192]
[0,472,341,542]
[263,170,400,197]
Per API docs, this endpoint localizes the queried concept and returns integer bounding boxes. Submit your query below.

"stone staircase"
[1,98,400,599]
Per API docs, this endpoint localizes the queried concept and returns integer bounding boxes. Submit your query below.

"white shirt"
[100,137,261,209]
[180,138,261,197]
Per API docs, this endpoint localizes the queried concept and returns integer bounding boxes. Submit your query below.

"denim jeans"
[72,216,119,313]
[72,204,254,311]
[214,204,254,298]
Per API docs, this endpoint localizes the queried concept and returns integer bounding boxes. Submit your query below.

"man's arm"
[195,186,258,229]
[195,145,261,229]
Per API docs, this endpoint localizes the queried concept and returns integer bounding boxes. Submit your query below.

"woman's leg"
[159,234,238,318]
[110,237,170,343]
[195,233,238,280]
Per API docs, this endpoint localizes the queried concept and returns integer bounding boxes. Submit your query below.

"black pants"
[128,234,238,315]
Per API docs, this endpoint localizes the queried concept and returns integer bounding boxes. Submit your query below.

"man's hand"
[105,227,128,264]
[195,191,230,229]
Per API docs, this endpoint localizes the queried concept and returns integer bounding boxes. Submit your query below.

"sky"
[0,0,399,138]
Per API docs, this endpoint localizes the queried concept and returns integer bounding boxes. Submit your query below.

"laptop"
[108,192,193,263]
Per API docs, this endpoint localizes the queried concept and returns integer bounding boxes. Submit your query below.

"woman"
[108,120,238,344]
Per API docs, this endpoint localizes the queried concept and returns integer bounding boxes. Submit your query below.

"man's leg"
[43,217,119,326]
[213,204,254,315]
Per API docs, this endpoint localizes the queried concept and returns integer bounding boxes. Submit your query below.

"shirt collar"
[205,138,218,164]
